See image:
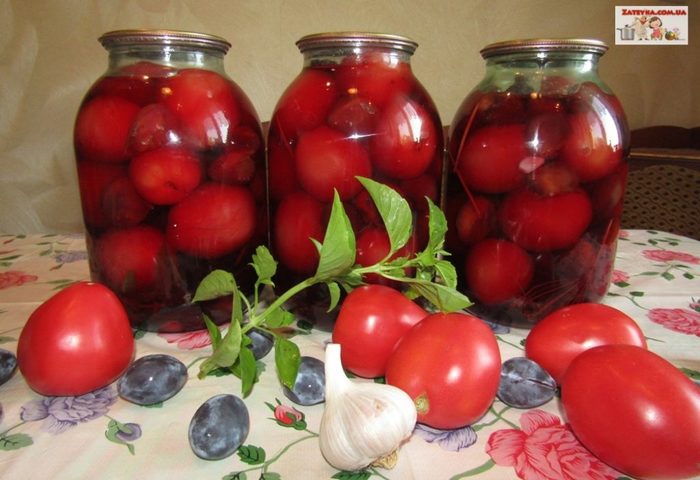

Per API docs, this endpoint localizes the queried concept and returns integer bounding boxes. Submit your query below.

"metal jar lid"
[99,29,231,54]
[296,32,418,54]
[480,38,608,58]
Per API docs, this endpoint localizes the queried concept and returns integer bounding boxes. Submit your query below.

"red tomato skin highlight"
[17,282,134,396]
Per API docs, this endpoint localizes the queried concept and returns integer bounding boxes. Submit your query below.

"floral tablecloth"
[0,230,698,480]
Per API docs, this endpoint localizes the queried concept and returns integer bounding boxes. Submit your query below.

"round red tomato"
[295,126,372,202]
[272,68,337,136]
[77,161,125,228]
[128,103,180,154]
[17,281,135,396]
[129,146,202,205]
[465,238,534,305]
[102,176,152,227]
[370,98,438,179]
[525,303,647,383]
[529,162,578,196]
[455,195,495,246]
[335,52,413,108]
[267,138,299,200]
[273,191,325,274]
[562,345,700,479]
[332,284,427,378]
[75,95,140,163]
[96,226,165,295]
[167,183,256,258]
[455,124,528,193]
[386,312,501,429]
[561,112,623,183]
[327,95,378,138]
[208,148,256,185]
[499,188,593,252]
[524,112,569,159]
[162,69,240,150]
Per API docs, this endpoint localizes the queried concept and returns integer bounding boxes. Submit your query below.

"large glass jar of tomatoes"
[447,39,629,326]
[268,32,443,288]
[74,30,266,332]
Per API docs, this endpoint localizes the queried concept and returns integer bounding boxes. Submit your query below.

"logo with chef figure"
[615,6,688,45]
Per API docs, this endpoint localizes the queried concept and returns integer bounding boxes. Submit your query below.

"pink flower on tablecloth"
[618,230,630,239]
[611,269,629,284]
[642,249,700,264]
[0,271,38,289]
[486,409,621,480]
[158,326,225,350]
[648,308,700,336]
[20,386,117,434]
[266,399,307,430]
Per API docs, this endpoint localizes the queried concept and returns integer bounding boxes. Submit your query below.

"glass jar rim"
[480,38,608,58]
[99,29,231,54]
[296,32,418,53]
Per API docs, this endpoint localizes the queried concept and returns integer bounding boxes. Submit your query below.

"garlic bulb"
[319,343,417,472]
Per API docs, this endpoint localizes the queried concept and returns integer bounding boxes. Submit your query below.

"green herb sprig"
[192,177,471,396]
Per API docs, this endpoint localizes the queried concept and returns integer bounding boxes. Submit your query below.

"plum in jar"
[447,39,629,326]
[268,32,443,289]
[74,30,266,331]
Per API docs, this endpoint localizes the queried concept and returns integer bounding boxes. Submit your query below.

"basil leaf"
[425,197,448,253]
[251,246,277,286]
[239,346,257,397]
[275,337,301,389]
[203,314,222,349]
[264,308,296,328]
[406,279,472,312]
[434,259,458,289]
[357,177,412,253]
[314,191,356,280]
[198,320,243,379]
[326,281,341,312]
[193,270,236,302]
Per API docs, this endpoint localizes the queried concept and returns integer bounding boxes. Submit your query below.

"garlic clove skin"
[319,343,417,472]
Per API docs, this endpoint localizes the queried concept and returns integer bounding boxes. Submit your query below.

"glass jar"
[74,29,266,332]
[447,38,629,327]
[268,32,443,288]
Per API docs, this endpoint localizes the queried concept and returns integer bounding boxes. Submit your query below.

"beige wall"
[1,0,697,233]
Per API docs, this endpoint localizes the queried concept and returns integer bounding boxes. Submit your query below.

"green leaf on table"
[203,315,222,348]
[683,272,695,280]
[314,191,356,280]
[251,246,277,286]
[238,346,257,397]
[680,366,700,380]
[264,308,296,329]
[630,291,645,297]
[661,272,675,281]
[199,320,242,379]
[223,473,248,480]
[260,473,281,480]
[326,281,342,312]
[237,444,266,465]
[193,270,236,301]
[405,279,472,312]
[357,177,412,253]
[0,433,33,450]
[275,336,301,389]
[332,471,372,480]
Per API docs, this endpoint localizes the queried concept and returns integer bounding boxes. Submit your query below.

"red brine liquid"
[268,35,443,290]
[75,60,266,331]
[447,80,629,326]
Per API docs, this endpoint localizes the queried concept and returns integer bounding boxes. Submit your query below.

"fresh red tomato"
[455,124,528,193]
[129,146,202,205]
[167,183,256,258]
[561,112,623,183]
[499,188,593,252]
[74,95,140,163]
[562,345,700,479]
[386,312,501,429]
[332,284,427,378]
[101,176,152,227]
[465,238,534,305]
[272,68,337,136]
[335,52,413,108]
[525,303,647,383]
[327,95,378,138]
[96,226,165,294]
[273,192,325,274]
[128,103,180,154]
[208,148,256,185]
[76,161,125,228]
[267,138,299,200]
[455,195,495,246]
[295,126,372,202]
[17,282,135,396]
[370,98,438,179]
[162,69,240,150]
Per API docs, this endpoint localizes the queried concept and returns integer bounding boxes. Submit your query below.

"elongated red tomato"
[562,345,700,480]
[525,302,647,383]
[386,312,501,429]
[332,285,427,378]
[17,282,134,396]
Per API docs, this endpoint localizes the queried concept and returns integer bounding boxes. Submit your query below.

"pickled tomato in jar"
[74,30,266,331]
[268,33,443,284]
[446,39,629,326]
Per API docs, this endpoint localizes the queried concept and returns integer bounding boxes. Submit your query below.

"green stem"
[186,356,208,370]
[449,459,496,479]
[495,335,524,351]
[0,421,26,437]
[242,277,319,334]
[489,404,518,429]
[259,430,318,473]
[368,467,391,480]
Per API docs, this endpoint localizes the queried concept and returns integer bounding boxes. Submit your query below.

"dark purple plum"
[0,349,17,386]
[246,328,273,360]
[282,355,325,406]
[497,356,557,408]
[188,394,249,460]
[117,354,187,405]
